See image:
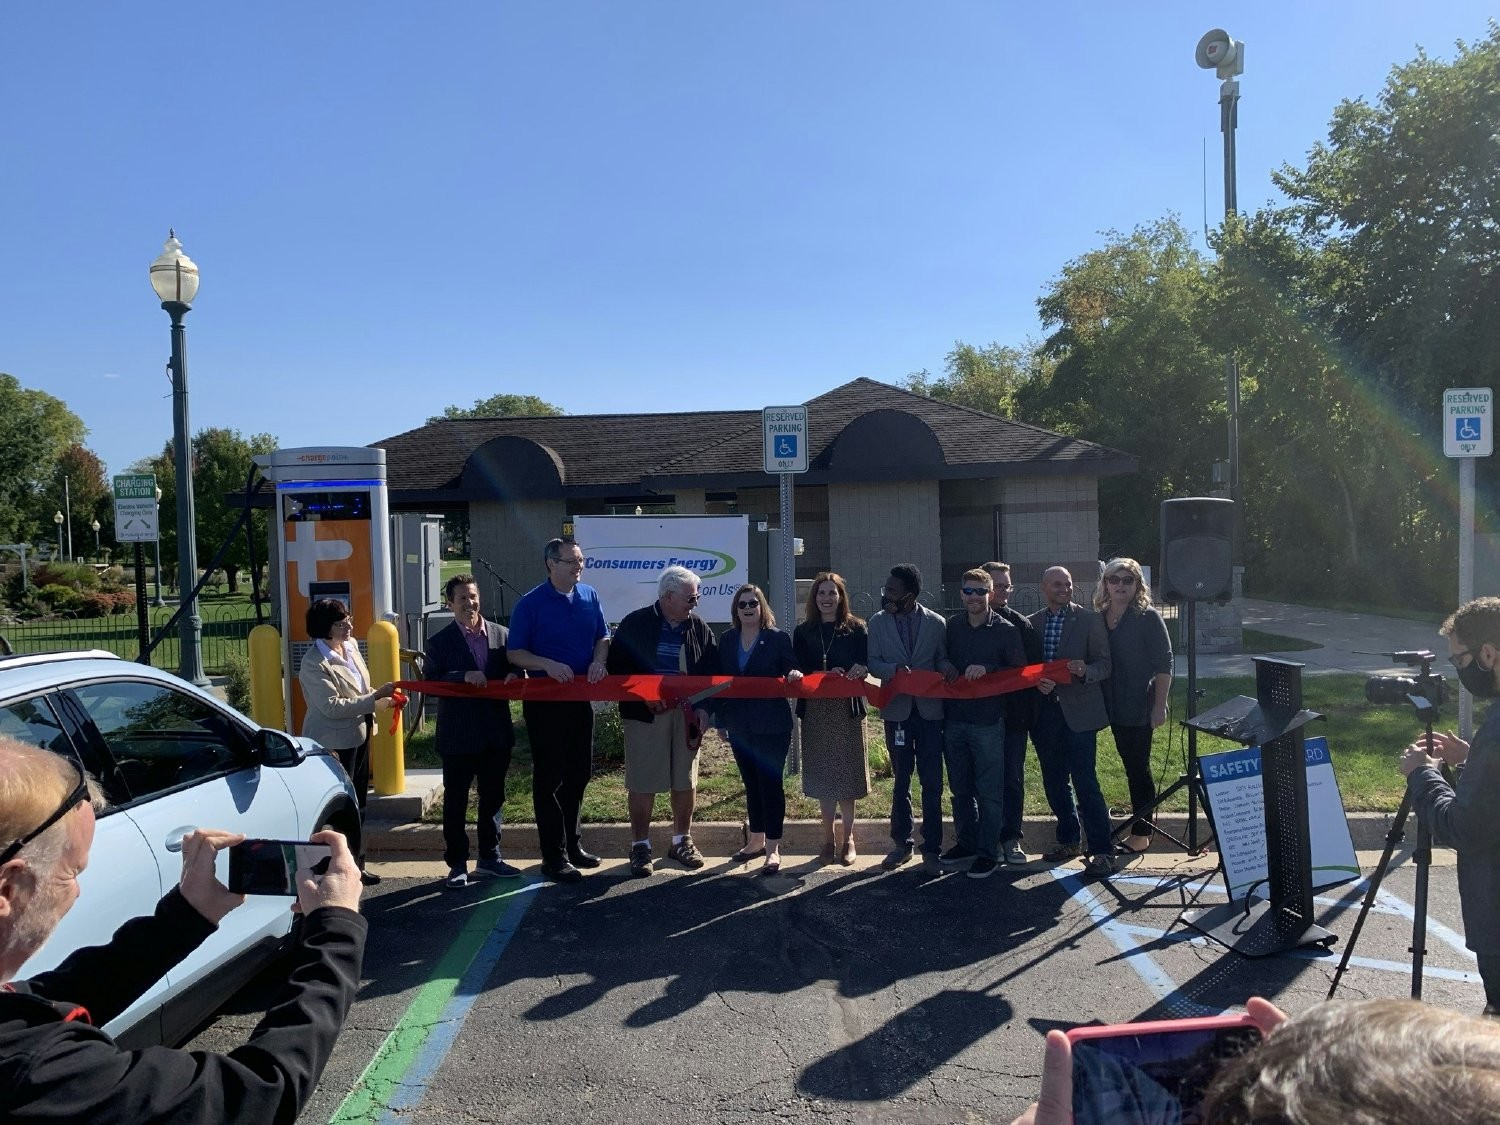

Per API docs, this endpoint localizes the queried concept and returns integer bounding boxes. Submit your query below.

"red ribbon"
[385,661,1069,734]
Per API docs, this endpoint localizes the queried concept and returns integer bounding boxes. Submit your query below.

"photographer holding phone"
[0,737,367,1124]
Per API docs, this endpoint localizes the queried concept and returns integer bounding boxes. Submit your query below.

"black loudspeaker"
[1159,498,1234,604]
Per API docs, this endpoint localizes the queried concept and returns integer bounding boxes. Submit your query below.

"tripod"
[1110,598,1216,855]
[1327,694,1444,1001]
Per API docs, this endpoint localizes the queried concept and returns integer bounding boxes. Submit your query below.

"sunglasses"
[960,587,990,597]
[737,599,761,609]
[1105,574,1137,585]
[0,757,89,866]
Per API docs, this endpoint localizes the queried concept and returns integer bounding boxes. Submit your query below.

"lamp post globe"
[152,485,165,607]
[151,230,208,686]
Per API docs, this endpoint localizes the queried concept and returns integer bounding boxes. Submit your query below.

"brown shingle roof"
[373,378,1133,497]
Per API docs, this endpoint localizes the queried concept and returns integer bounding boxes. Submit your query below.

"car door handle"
[164,828,198,853]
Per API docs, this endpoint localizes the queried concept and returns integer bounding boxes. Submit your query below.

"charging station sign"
[112,474,158,542]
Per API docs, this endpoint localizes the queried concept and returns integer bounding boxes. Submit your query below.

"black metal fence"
[0,603,255,673]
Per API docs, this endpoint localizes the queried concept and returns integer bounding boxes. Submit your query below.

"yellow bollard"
[248,624,286,730]
[366,620,405,796]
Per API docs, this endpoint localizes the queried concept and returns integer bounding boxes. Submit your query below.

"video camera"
[1364,650,1447,707]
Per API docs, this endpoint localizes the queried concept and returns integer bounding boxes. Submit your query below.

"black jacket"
[712,627,798,736]
[606,601,718,723]
[423,618,517,757]
[995,603,1042,732]
[0,888,367,1124]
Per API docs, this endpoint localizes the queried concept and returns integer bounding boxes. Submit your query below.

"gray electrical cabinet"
[390,513,444,647]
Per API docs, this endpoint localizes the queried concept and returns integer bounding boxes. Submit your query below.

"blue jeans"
[886,715,945,853]
[1000,725,1029,844]
[944,720,1006,859]
[1031,699,1111,855]
[729,728,789,840]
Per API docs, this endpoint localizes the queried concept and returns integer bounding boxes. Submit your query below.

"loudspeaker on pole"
[1159,497,1234,604]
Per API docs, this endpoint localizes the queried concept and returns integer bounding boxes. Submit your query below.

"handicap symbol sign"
[1457,417,1483,441]
[776,435,798,458]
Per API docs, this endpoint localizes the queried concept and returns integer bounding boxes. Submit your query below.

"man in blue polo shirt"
[507,537,611,883]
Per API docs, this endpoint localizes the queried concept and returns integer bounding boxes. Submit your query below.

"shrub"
[593,703,625,765]
[78,593,114,618]
[38,584,83,613]
[101,565,128,590]
[221,650,252,714]
[109,590,137,612]
[31,562,101,591]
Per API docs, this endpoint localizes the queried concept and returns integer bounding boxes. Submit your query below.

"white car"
[4,650,363,1047]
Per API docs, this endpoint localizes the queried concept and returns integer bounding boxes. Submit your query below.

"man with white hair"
[0,737,367,1122]
[606,565,720,876]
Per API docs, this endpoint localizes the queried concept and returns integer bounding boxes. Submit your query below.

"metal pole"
[777,472,795,631]
[1460,456,1476,740]
[167,302,207,686]
[1220,78,1242,554]
[63,476,73,561]
[55,521,63,561]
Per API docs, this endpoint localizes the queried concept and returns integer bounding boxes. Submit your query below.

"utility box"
[391,513,444,648]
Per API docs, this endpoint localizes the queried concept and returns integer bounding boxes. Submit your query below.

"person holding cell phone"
[298,597,396,885]
[0,737,367,1124]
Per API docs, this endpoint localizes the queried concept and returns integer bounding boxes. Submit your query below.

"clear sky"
[2,3,1491,477]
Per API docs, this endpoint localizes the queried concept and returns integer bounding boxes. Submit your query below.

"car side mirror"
[254,728,305,768]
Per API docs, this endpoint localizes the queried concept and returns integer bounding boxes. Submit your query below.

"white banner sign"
[572,515,750,624]
[1200,735,1359,900]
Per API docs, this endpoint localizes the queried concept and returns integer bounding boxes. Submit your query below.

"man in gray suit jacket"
[1029,566,1116,879]
[867,563,948,869]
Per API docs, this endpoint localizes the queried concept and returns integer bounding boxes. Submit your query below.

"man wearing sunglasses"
[607,565,720,876]
[0,737,367,1123]
[939,569,1028,879]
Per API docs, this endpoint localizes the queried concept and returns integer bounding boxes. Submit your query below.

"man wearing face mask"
[1400,595,1500,1016]
[867,563,949,870]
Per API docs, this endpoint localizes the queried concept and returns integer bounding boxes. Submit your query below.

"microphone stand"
[472,555,528,620]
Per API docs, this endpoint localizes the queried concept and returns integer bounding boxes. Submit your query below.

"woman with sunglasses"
[299,598,396,884]
[713,583,802,874]
[792,572,870,864]
[1091,558,1173,855]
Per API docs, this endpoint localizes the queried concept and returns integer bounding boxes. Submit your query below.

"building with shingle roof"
[375,378,1134,618]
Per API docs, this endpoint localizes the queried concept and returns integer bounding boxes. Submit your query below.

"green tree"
[138,428,278,594]
[429,393,564,423]
[905,341,1043,418]
[49,444,113,560]
[0,374,87,546]
[1017,217,1225,558]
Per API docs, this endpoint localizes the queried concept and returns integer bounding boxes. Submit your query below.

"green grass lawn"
[413,673,1417,826]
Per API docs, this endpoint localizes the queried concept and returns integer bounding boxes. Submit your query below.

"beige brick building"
[376,379,1134,621]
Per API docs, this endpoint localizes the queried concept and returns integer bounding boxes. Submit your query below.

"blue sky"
[2,3,1492,477]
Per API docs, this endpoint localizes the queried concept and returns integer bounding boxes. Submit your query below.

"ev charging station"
[255,447,393,733]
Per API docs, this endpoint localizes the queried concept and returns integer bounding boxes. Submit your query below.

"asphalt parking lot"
[189,842,1481,1125]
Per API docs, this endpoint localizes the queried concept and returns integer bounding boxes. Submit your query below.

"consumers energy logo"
[584,545,737,580]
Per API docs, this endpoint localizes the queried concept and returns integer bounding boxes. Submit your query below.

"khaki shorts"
[623,708,699,793]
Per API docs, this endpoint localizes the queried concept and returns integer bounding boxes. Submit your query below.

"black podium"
[1180,657,1337,957]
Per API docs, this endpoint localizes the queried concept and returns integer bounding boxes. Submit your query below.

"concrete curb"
[366,811,1409,864]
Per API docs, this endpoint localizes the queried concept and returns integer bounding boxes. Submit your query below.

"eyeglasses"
[990,581,1013,591]
[737,599,760,609]
[960,587,990,597]
[1105,574,1136,586]
[549,557,584,569]
[678,591,700,604]
[0,758,89,866]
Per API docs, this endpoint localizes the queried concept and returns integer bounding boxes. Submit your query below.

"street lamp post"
[152,485,165,607]
[150,230,208,686]
[90,519,101,559]
[53,511,64,561]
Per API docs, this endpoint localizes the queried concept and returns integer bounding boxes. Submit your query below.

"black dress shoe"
[541,861,584,884]
[568,849,603,869]
[359,870,383,887]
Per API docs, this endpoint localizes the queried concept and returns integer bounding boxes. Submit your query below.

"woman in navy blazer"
[714,583,802,874]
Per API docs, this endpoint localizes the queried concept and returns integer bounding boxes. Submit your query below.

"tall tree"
[138,428,278,593]
[905,342,1043,418]
[49,444,113,559]
[0,374,87,545]
[1018,217,1225,558]
[429,393,564,423]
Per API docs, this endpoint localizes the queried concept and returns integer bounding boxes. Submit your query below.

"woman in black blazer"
[714,583,802,874]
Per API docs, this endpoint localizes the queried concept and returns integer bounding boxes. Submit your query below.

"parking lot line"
[329,880,540,1124]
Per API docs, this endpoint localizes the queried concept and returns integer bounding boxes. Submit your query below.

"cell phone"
[227,839,333,896]
[1067,1012,1263,1125]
